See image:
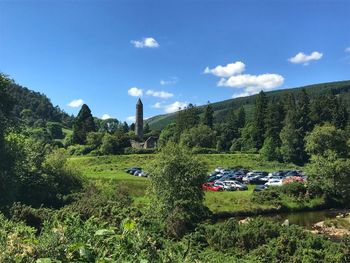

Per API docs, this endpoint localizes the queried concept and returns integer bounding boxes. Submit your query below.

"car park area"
[204,167,306,192]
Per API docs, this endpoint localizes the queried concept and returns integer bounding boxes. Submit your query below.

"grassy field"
[68,154,302,214]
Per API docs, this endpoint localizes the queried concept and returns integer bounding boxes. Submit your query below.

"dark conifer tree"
[280,108,302,164]
[130,123,135,131]
[332,99,348,129]
[72,104,96,144]
[122,121,129,133]
[295,89,311,163]
[253,91,268,149]
[202,103,214,128]
[265,99,284,146]
[144,123,151,134]
[236,106,246,129]
[176,103,199,139]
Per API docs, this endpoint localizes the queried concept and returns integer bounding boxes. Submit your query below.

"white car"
[223,180,248,190]
[214,181,236,191]
[265,179,283,186]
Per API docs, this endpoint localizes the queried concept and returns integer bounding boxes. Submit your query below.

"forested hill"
[146,80,350,131]
[3,75,74,128]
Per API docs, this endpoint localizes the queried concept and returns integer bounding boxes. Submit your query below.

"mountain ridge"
[146,80,350,131]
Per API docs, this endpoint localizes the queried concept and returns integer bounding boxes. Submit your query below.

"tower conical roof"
[137,98,143,105]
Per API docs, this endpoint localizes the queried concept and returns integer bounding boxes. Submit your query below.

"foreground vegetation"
[1,74,350,262]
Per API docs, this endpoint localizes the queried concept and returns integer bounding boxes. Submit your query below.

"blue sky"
[0,0,349,122]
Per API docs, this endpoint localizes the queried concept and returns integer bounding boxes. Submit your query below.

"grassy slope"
[69,154,304,213]
[146,80,350,130]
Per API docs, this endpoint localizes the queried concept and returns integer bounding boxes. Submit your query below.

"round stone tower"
[135,98,143,139]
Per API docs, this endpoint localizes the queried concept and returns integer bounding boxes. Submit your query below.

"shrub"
[192,147,219,154]
[251,187,282,205]
[62,183,133,225]
[124,147,157,154]
[67,144,93,155]
[10,203,53,232]
[279,182,307,198]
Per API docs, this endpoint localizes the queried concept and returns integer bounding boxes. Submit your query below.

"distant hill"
[146,80,350,131]
[3,77,74,128]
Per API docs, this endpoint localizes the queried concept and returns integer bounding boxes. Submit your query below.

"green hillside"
[146,80,350,131]
[2,75,74,128]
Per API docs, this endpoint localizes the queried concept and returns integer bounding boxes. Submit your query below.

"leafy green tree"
[158,123,177,148]
[202,103,214,128]
[305,124,348,158]
[27,128,52,144]
[0,75,16,209]
[95,118,120,133]
[46,122,64,139]
[72,104,96,144]
[148,143,208,238]
[180,124,216,149]
[86,132,104,149]
[100,131,130,155]
[240,123,259,152]
[260,136,280,161]
[307,152,350,206]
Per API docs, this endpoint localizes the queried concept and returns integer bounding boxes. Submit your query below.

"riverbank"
[311,212,350,239]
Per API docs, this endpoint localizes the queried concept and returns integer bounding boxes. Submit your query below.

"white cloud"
[204,61,245,77]
[152,101,188,113]
[68,99,84,108]
[345,47,350,53]
[152,102,163,109]
[288,51,323,65]
[128,87,143,97]
[164,101,188,113]
[146,89,174,99]
[131,37,159,48]
[205,60,285,97]
[101,114,112,120]
[218,73,284,95]
[160,77,178,85]
[126,116,135,122]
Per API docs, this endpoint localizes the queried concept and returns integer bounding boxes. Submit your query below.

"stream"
[258,209,344,229]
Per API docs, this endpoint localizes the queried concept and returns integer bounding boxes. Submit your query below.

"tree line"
[159,89,349,164]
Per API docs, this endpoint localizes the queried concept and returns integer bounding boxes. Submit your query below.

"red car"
[202,182,224,191]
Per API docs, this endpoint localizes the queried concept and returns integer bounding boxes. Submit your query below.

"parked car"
[223,180,248,190]
[126,167,142,174]
[265,179,283,186]
[285,170,302,177]
[254,185,269,192]
[216,172,238,182]
[214,181,236,191]
[202,182,223,191]
[207,175,218,182]
[136,171,148,177]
